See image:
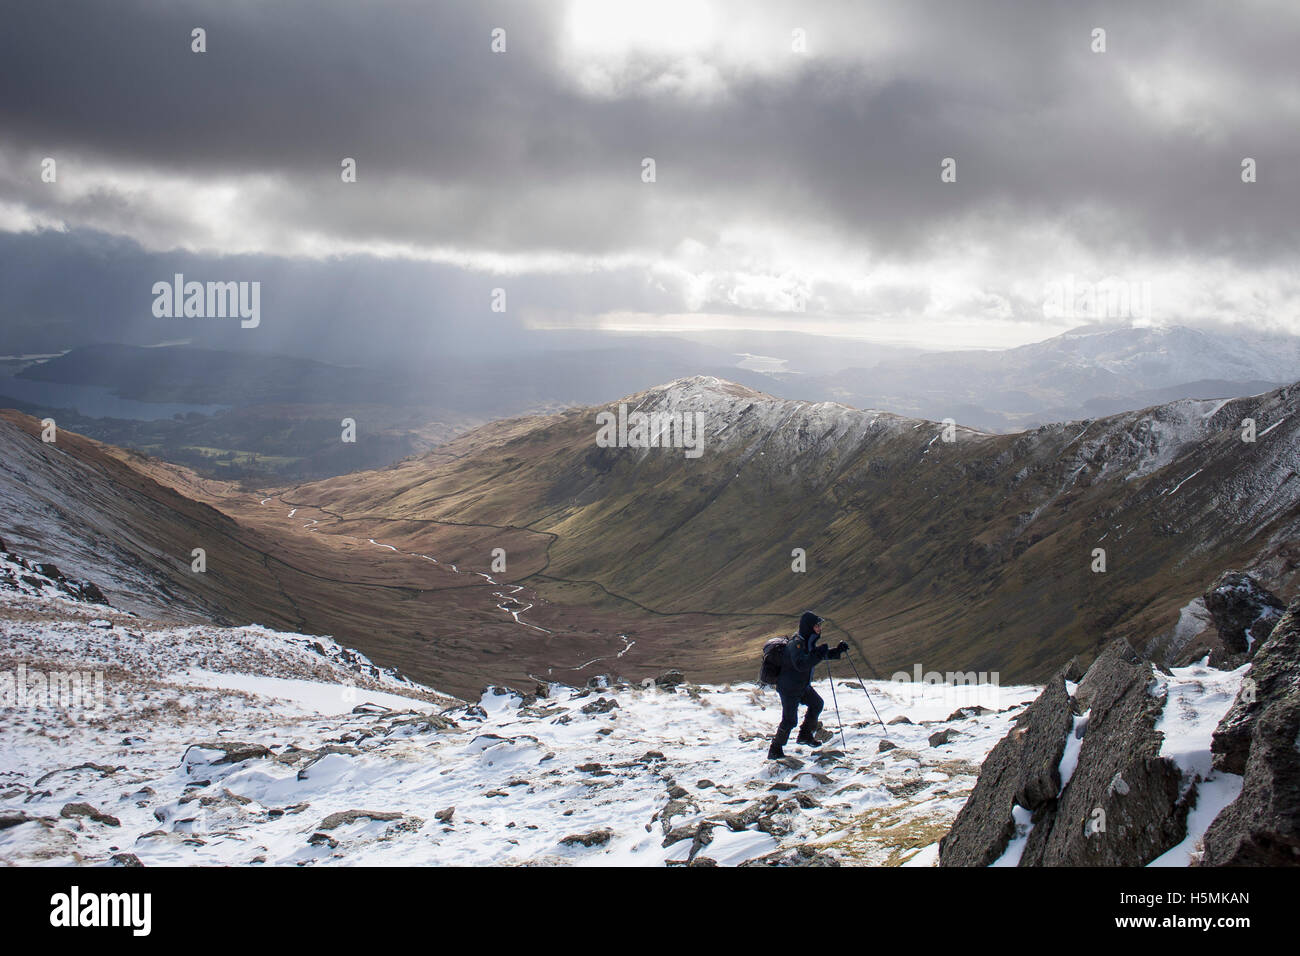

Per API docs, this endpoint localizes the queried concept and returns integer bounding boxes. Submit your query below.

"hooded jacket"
[777,611,842,695]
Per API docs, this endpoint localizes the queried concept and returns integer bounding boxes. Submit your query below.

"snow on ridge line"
[622,377,988,438]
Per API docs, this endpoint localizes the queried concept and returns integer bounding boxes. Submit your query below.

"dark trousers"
[772,685,823,748]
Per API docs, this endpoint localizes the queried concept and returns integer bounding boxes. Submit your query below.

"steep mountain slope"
[0,409,767,699]
[289,376,1300,685]
[0,409,303,624]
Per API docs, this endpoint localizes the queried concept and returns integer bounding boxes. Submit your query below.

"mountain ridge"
[4,372,1299,695]
[283,374,1300,686]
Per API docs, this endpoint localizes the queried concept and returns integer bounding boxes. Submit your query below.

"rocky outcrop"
[1203,571,1286,663]
[941,639,1196,867]
[1202,599,1300,865]
[0,542,109,605]
[182,742,273,767]
[1210,594,1295,777]
[938,659,1080,866]
[943,582,1300,867]
[60,802,121,827]
[317,809,411,831]
[1020,640,1190,866]
[559,828,613,848]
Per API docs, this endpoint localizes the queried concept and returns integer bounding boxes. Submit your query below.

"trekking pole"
[822,660,848,752]
[845,651,891,741]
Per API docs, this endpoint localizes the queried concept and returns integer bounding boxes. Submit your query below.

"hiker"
[767,611,848,760]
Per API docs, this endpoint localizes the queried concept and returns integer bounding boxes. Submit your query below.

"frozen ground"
[0,588,1042,867]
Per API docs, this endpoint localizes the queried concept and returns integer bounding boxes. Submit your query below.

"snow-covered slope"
[1,586,1045,867]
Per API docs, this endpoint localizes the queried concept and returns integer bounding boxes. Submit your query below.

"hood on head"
[798,610,824,639]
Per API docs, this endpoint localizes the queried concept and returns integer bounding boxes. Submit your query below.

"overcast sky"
[1,0,1297,357]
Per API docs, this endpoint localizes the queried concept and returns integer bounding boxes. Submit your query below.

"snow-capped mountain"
[819,324,1300,431]
[1022,324,1300,388]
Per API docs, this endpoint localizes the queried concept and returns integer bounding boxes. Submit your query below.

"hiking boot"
[766,743,785,760]
[795,732,822,748]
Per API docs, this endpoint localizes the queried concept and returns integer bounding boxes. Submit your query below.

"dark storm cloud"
[1,0,1296,265]
[0,226,693,359]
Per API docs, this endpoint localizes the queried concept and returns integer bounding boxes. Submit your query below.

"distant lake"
[0,375,227,421]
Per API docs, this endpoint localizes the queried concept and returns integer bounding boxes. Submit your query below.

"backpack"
[758,636,790,687]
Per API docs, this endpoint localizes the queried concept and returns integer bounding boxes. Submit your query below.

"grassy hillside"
[290,378,1300,684]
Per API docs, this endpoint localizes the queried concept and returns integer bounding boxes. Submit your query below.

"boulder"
[946,706,992,721]
[689,822,715,860]
[654,670,686,690]
[560,828,614,848]
[659,799,695,834]
[317,809,407,831]
[34,762,123,787]
[755,814,792,838]
[60,803,120,827]
[182,742,273,767]
[720,797,778,831]
[743,845,840,867]
[662,823,699,847]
